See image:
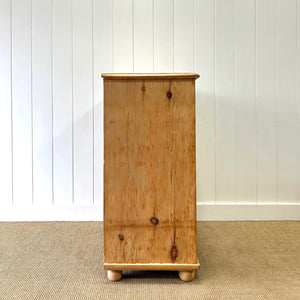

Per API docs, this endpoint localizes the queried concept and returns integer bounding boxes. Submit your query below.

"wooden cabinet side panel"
[104,79,197,264]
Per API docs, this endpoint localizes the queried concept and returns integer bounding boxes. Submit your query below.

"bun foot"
[179,270,195,282]
[107,270,122,281]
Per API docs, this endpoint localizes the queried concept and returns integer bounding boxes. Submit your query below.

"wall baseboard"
[196,204,300,221]
[0,205,103,222]
[0,204,299,222]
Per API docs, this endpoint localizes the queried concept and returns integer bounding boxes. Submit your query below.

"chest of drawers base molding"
[102,73,200,282]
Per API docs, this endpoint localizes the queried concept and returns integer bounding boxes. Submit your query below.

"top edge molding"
[101,73,200,80]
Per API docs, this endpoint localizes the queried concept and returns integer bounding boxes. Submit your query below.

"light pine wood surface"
[103,74,199,281]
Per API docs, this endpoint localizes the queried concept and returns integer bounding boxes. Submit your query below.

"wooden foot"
[107,270,122,281]
[179,270,195,282]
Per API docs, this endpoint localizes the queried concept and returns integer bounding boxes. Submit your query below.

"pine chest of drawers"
[102,73,200,281]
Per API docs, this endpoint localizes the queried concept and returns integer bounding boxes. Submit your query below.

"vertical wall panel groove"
[194,0,216,204]
[276,0,300,204]
[11,0,13,205]
[52,0,73,205]
[112,0,133,72]
[71,0,74,205]
[91,0,95,205]
[214,0,217,204]
[32,0,53,205]
[0,0,13,205]
[31,0,33,205]
[235,0,256,203]
[72,0,93,205]
[215,0,236,203]
[152,0,154,72]
[298,0,300,123]
[193,0,195,70]
[93,0,113,206]
[298,0,299,120]
[275,0,280,205]
[153,0,173,72]
[174,0,193,71]
[112,1,114,72]
[298,0,300,204]
[234,0,237,204]
[256,0,277,203]
[132,0,134,72]
[51,0,54,205]
[255,0,258,204]
[133,0,154,72]
[12,0,33,205]
[173,0,174,72]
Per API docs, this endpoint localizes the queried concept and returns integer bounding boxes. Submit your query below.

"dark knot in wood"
[170,244,178,261]
[118,233,124,241]
[141,86,146,92]
[167,90,172,99]
[150,217,159,225]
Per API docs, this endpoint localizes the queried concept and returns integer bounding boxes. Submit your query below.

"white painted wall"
[0,0,300,221]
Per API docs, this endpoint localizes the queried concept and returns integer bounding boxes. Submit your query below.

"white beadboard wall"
[0,0,300,221]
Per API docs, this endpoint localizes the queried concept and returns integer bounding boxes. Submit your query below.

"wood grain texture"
[103,77,199,266]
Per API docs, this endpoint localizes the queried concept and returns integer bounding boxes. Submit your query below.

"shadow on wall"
[50,101,103,205]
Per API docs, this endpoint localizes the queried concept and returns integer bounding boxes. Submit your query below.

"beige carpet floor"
[0,222,299,300]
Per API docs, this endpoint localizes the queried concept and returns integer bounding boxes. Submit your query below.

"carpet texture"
[0,221,299,299]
